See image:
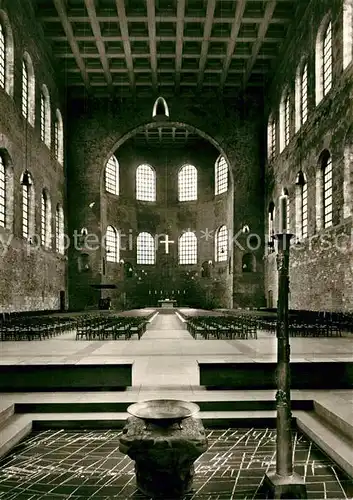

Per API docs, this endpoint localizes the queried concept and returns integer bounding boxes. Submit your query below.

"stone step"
[25,410,278,430]
[313,399,353,441]
[0,415,32,459]
[14,399,312,414]
[0,403,14,429]
[295,411,353,478]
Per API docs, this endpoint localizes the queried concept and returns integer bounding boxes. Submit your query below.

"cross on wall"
[160,234,174,254]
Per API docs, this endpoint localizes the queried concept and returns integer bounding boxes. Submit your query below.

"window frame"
[178,231,197,264]
[40,85,51,148]
[343,0,353,69]
[106,225,119,263]
[323,21,332,97]
[55,204,65,254]
[137,231,155,265]
[22,59,29,120]
[0,154,5,227]
[0,22,5,90]
[215,155,229,194]
[215,225,228,262]
[279,89,290,152]
[41,190,51,248]
[0,11,14,96]
[267,115,276,161]
[178,164,197,201]
[136,164,156,202]
[54,109,64,165]
[322,153,333,229]
[105,155,119,195]
[316,17,333,104]
[295,171,308,240]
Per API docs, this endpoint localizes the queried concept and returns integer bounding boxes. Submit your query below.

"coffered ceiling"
[34,0,301,98]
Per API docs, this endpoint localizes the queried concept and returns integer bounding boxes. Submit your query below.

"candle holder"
[263,232,307,499]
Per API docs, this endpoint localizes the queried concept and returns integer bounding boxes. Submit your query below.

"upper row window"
[105,154,229,200]
[316,19,332,104]
[268,2,353,160]
[0,12,64,164]
[136,164,156,201]
[343,0,353,68]
[0,10,14,97]
[215,155,228,195]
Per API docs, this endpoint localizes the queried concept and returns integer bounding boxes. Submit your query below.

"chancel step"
[0,415,32,459]
[295,411,353,478]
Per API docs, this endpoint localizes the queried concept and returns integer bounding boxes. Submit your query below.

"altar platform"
[157,298,177,309]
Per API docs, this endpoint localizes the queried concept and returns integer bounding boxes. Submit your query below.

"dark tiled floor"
[0,428,351,499]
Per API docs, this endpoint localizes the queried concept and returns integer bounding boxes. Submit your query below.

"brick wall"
[0,0,67,312]
[265,0,353,311]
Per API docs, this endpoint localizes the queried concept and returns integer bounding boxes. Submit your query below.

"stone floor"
[0,309,352,499]
[0,427,351,499]
[0,310,352,388]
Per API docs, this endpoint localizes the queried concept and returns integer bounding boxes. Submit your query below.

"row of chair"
[75,315,150,340]
[186,315,258,340]
[0,316,76,341]
[257,316,343,337]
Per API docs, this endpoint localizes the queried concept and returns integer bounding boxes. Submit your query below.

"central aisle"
[134,312,198,386]
[141,312,193,340]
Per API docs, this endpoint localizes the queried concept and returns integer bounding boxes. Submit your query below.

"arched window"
[106,226,119,263]
[40,85,51,148]
[0,11,14,96]
[0,151,13,231]
[279,90,290,152]
[215,225,228,262]
[105,155,119,195]
[41,190,51,248]
[343,0,353,69]
[22,53,35,126]
[178,164,197,201]
[268,201,275,243]
[215,155,228,194]
[0,154,6,228]
[316,18,332,104]
[316,151,333,230]
[137,232,155,264]
[54,109,64,164]
[295,60,308,131]
[21,171,34,240]
[295,171,308,240]
[267,115,276,161]
[0,21,5,90]
[343,131,353,218]
[136,164,156,201]
[55,204,65,254]
[179,231,197,264]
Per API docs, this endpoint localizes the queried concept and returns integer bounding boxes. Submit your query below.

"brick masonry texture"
[7,0,353,313]
[67,96,265,310]
[265,0,353,311]
[0,0,66,312]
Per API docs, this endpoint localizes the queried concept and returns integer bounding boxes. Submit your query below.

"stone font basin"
[127,399,200,423]
[120,399,208,498]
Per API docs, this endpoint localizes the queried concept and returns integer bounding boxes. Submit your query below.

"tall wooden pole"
[264,232,307,499]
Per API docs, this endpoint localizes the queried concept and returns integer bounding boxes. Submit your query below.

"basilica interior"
[0,0,352,498]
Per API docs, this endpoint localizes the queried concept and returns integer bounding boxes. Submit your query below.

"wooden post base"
[263,471,307,499]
